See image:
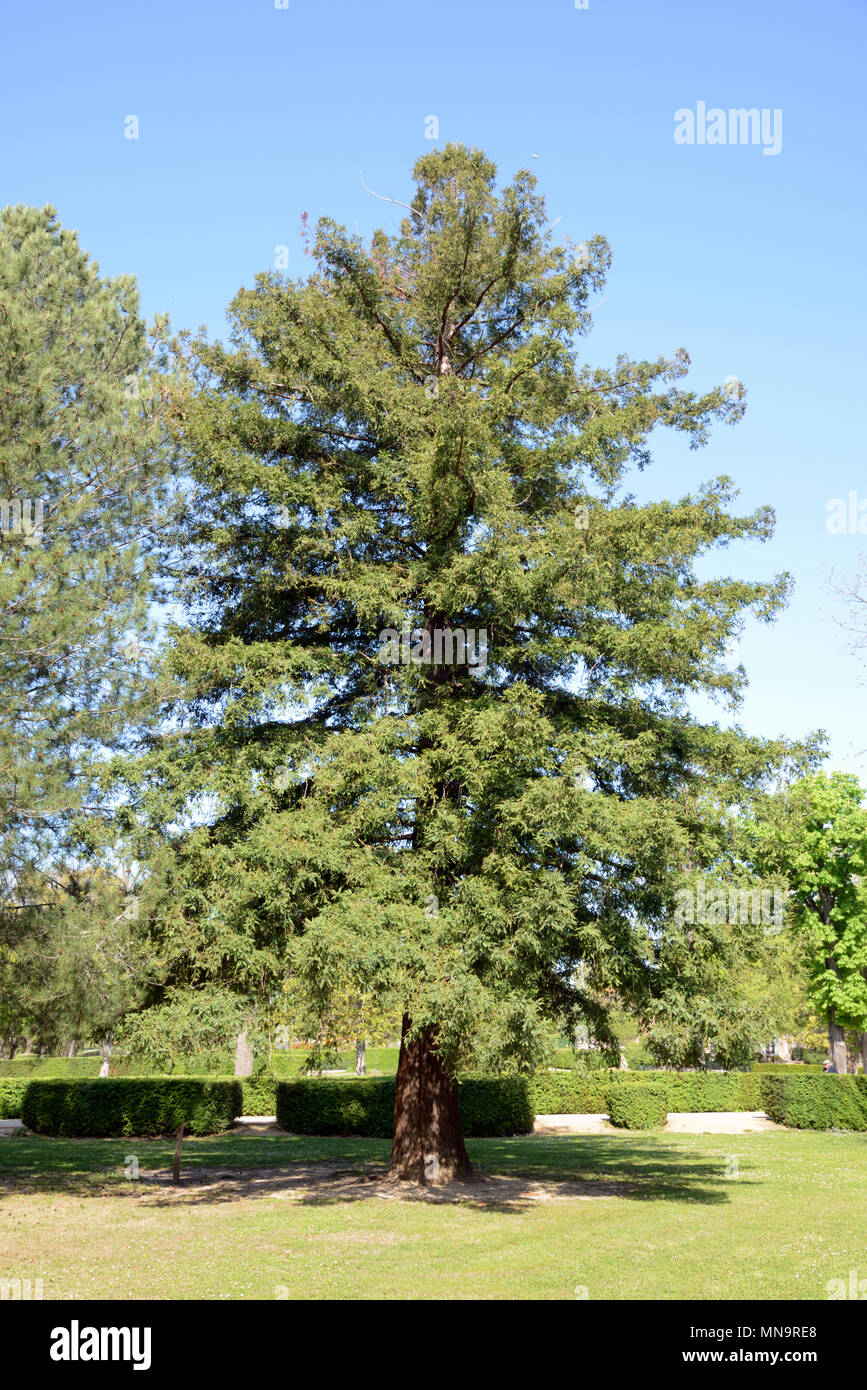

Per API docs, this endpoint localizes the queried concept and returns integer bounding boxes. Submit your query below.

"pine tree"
[0,204,174,1046]
[141,146,807,1179]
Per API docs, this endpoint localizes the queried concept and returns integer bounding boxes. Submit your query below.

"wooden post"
[172,1122,185,1185]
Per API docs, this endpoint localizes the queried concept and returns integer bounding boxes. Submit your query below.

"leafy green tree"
[746,771,867,1072]
[0,204,175,1050]
[133,145,809,1179]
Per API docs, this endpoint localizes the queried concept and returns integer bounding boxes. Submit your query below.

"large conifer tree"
[144,146,806,1178]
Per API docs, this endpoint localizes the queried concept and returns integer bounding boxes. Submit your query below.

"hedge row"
[0,1049,402,1081]
[762,1074,867,1131]
[20,1078,242,1137]
[607,1084,668,1130]
[529,1069,762,1115]
[0,1079,28,1118]
[751,1062,824,1075]
[9,1070,866,1136]
[0,1056,103,1078]
[275,1077,534,1137]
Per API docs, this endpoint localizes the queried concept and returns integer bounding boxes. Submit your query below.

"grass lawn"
[1,1129,864,1300]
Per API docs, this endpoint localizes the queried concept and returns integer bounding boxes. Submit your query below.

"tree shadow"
[0,1132,759,1211]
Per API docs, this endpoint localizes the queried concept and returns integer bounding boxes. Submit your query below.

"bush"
[275,1076,533,1137]
[529,1068,760,1115]
[0,1056,102,1078]
[20,1078,242,1137]
[0,1079,28,1117]
[238,1068,278,1115]
[751,1062,823,1075]
[607,1083,669,1130]
[760,1074,867,1131]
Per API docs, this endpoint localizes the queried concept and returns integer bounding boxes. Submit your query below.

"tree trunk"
[774,1035,792,1063]
[355,1039,366,1076]
[389,1014,473,1183]
[98,1031,114,1078]
[829,1016,847,1074]
[172,1123,185,1185]
[860,1032,867,1074]
[234,1029,254,1078]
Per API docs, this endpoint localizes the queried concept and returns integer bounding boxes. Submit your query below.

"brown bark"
[860,1032,867,1074]
[389,1014,473,1183]
[172,1123,185,1185]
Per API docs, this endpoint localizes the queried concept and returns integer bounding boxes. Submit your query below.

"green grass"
[1,1129,864,1299]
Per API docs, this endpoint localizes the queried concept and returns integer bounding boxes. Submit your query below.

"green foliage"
[607,1083,669,1129]
[122,143,811,1084]
[0,1079,27,1117]
[761,1074,867,1131]
[275,1076,533,1137]
[0,203,176,1056]
[621,1041,654,1069]
[20,1078,241,1137]
[746,772,867,1041]
[529,1068,760,1114]
[751,1062,823,1074]
[0,1056,103,1077]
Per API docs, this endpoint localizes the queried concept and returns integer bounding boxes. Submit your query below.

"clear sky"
[3,0,865,776]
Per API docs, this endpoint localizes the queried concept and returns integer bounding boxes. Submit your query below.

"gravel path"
[533,1110,784,1134]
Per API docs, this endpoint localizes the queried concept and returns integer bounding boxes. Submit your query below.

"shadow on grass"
[0,1131,750,1210]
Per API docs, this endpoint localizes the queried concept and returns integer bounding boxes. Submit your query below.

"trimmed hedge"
[20,1077,242,1137]
[761,1074,867,1131]
[275,1076,534,1137]
[751,1062,823,1075]
[607,1083,668,1130]
[528,1069,760,1115]
[0,1056,102,1078]
[0,1079,28,1118]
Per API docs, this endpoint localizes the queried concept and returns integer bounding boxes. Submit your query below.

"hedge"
[20,1077,242,1137]
[761,1074,867,1131]
[607,1083,668,1130]
[275,1076,534,1137]
[0,1056,103,1078]
[528,1069,761,1115]
[751,1062,824,1075]
[0,1079,28,1118]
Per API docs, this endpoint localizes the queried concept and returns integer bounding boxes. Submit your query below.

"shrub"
[460,1077,534,1136]
[239,1069,278,1115]
[275,1076,533,1137]
[760,1074,867,1131]
[751,1062,823,1075]
[20,1077,242,1137]
[529,1068,760,1115]
[607,1083,669,1130]
[0,1056,102,1078]
[0,1079,28,1117]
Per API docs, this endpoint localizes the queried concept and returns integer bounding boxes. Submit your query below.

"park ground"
[1,1129,865,1300]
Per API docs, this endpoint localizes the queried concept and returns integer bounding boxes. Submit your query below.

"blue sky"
[3,0,866,775]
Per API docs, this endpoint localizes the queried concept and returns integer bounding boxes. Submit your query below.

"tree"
[0,205,175,1051]
[136,145,807,1180]
[746,771,867,1072]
